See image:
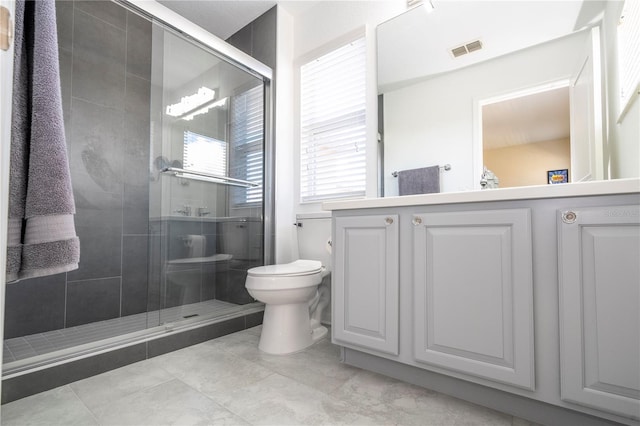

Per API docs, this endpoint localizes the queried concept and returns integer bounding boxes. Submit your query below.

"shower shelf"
[160,167,260,188]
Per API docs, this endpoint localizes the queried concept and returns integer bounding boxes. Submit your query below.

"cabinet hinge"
[1,6,13,52]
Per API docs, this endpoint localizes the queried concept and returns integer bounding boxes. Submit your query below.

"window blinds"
[230,85,264,206]
[300,37,367,202]
[183,131,227,176]
[619,0,640,111]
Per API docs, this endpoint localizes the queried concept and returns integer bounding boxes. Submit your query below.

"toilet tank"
[296,212,332,271]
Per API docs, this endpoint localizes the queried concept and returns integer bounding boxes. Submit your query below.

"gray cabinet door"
[333,215,399,355]
[413,209,535,390]
[558,205,640,419]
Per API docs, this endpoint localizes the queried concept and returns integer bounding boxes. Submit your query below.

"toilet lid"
[247,259,323,277]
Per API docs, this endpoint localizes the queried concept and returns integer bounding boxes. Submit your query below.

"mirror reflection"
[482,84,570,188]
[377,0,639,195]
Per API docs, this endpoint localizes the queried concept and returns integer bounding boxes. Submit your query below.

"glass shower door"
[148,27,266,326]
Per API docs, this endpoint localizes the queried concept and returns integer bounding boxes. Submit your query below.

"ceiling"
[377,0,604,90]
[158,1,278,40]
[158,1,320,40]
[482,86,570,150]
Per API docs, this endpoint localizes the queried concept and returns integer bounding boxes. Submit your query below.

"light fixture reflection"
[166,87,215,117]
[180,97,228,121]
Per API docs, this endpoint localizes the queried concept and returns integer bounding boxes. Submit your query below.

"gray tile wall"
[3,1,277,341]
[226,6,277,69]
[3,1,152,339]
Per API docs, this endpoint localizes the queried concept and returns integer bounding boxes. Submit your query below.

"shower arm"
[160,167,259,188]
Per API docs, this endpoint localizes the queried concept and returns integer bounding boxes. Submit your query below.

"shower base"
[3,299,262,367]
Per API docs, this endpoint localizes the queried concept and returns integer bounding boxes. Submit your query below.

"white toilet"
[245,213,331,354]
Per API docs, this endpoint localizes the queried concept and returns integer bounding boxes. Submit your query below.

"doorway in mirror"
[481,83,571,188]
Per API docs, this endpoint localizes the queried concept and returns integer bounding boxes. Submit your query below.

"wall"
[274,6,296,263]
[602,0,640,179]
[612,98,640,178]
[226,7,276,70]
[3,1,153,340]
[382,30,588,196]
[3,1,278,340]
[483,138,571,188]
[258,1,403,263]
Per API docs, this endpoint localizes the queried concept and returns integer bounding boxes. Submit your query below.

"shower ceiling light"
[166,87,216,118]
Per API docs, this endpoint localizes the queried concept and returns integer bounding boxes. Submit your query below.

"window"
[618,0,640,114]
[183,131,227,176]
[300,36,367,202]
[230,85,264,206]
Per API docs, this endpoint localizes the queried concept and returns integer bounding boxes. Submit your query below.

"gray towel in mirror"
[398,166,440,196]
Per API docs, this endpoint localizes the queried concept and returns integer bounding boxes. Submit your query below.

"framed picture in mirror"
[548,169,569,184]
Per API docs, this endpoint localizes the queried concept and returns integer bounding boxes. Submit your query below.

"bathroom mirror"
[377,0,638,195]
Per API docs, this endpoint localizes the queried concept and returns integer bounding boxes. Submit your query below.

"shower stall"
[2,0,273,385]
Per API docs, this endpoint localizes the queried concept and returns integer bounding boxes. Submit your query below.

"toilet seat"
[246,260,323,291]
[247,260,323,277]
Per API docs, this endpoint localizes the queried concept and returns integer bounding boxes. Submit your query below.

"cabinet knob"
[412,217,422,226]
[562,211,577,224]
[385,217,394,225]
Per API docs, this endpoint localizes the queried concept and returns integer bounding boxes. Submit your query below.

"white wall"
[613,97,640,178]
[383,30,589,195]
[290,1,403,214]
[274,5,297,263]
[602,0,640,179]
[274,1,404,261]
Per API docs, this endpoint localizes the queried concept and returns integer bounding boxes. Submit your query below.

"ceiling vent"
[450,39,483,58]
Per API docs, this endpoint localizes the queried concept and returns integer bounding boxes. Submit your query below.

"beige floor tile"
[213,372,383,425]
[334,368,512,426]
[150,340,274,401]
[95,378,249,425]
[1,386,98,426]
[1,327,522,426]
[69,359,176,417]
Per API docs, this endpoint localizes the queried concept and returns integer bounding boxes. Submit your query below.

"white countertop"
[323,178,640,211]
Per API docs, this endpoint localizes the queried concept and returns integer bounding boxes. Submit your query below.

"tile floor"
[1,326,537,426]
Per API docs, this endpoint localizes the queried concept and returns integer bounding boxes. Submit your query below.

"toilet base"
[258,302,327,355]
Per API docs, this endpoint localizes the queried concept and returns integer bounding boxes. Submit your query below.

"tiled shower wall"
[4,1,153,339]
[3,1,277,342]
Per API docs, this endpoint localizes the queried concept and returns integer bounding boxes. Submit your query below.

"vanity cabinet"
[327,184,640,425]
[332,209,534,387]
[558,205,640,419]
[412,209,534,389]
[333,214,400,355]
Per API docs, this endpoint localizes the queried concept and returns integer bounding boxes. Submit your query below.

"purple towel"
[7,0,79,282]
[398,165,440,196]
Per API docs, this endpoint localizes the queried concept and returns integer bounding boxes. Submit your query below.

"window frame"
[297,30,369,204]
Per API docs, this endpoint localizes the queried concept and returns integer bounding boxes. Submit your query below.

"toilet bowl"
[246,259,328,354]
[245,213,331,355]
